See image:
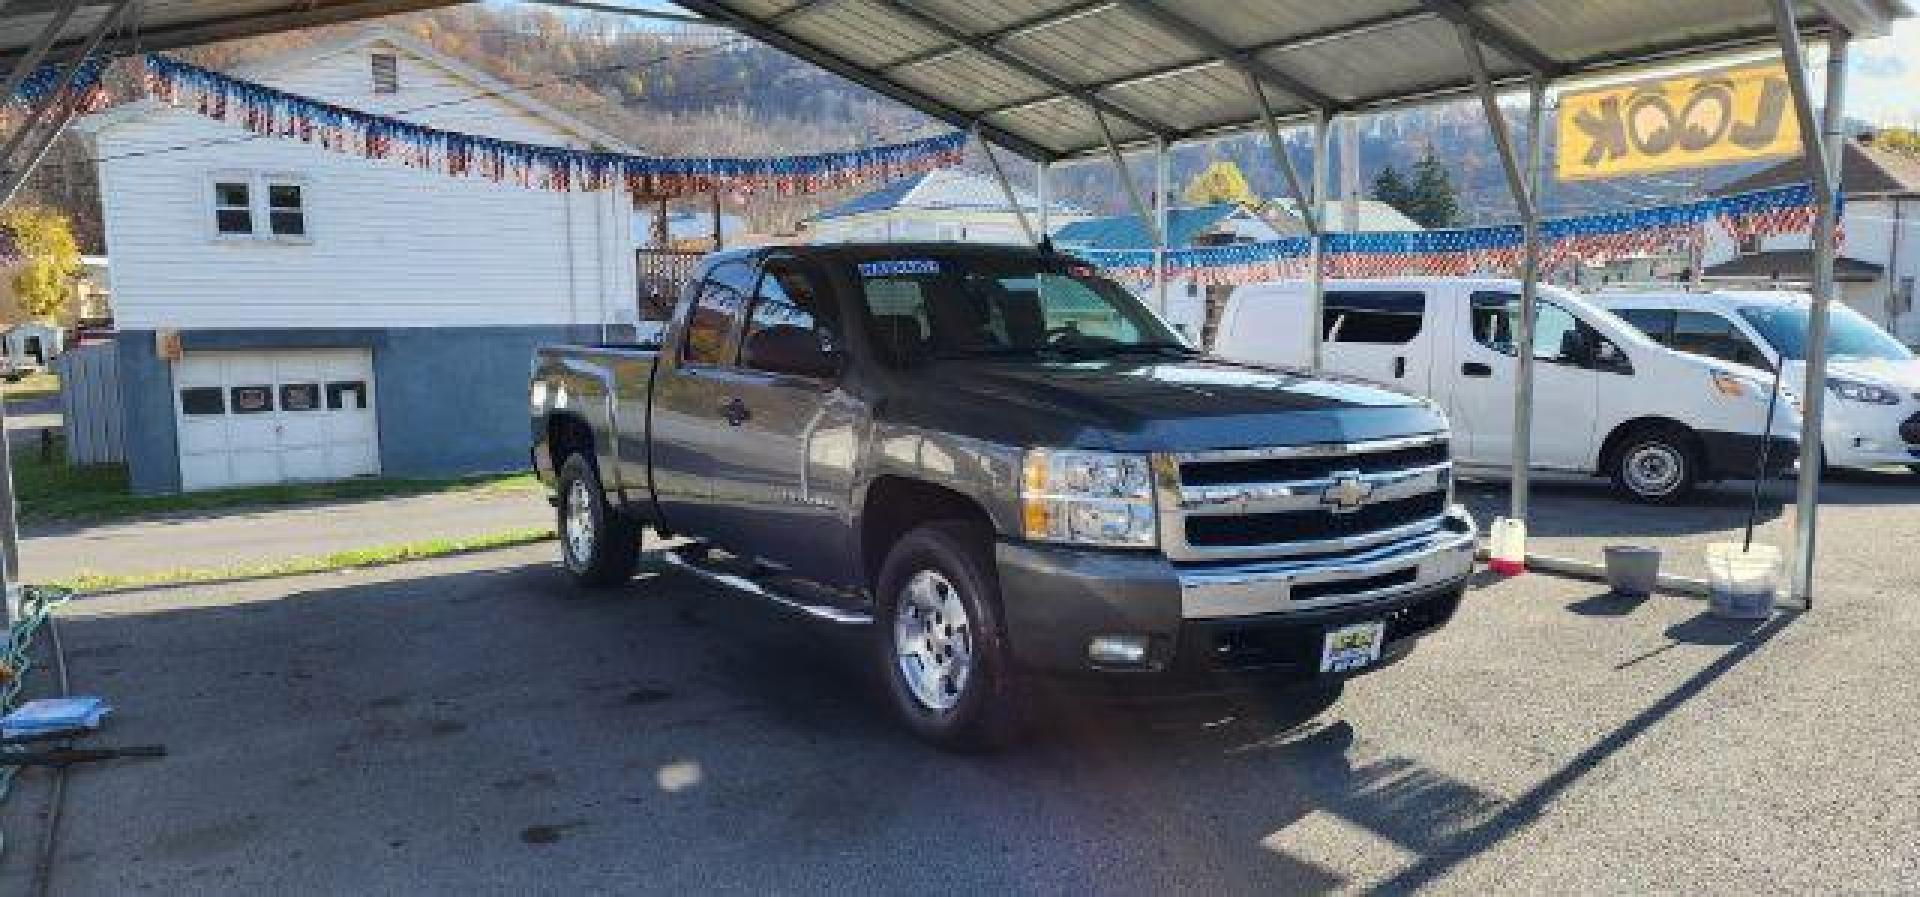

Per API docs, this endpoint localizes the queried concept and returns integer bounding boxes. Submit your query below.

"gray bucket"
[1602,545,1662,597]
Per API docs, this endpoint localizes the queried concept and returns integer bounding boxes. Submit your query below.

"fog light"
[1088,634,1149,667]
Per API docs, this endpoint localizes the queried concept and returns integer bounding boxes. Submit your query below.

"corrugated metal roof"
[0,0,465,66]
[1052,202,1242,249]
[675,0,1908,161]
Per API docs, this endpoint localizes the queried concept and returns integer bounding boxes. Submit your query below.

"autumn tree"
[1,205,79,321]
[1182,158,1256,207]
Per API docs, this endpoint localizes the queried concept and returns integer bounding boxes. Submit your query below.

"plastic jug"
[1488,516,1526,576]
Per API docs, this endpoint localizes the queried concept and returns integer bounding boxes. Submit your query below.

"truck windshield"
[1736,304,1913,362]
[855,256,1188,362]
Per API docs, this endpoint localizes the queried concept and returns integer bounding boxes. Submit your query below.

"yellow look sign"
[1555,63,1799,181]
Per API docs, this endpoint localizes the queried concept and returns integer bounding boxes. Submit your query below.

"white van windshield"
[1736,304,1913,362]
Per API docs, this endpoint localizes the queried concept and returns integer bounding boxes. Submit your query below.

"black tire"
[1609,425,1700,504]
[556,453,642,587]
[873,521,1025,751]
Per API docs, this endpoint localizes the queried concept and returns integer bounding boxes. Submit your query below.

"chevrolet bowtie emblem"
[1320,471,1373,514]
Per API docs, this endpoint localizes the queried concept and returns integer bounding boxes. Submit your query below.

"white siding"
[92,40,634,331]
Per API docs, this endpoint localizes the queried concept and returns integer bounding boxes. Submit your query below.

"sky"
[1846,20,1920,128]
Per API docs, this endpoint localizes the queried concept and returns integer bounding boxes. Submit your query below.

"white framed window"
[370,52,398,93]
[207,172,311,243]
[211,177,252,237]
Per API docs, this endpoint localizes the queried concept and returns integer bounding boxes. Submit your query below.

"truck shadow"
[37,555,1793,893]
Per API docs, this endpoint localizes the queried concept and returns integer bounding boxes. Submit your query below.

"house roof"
[1052,203,1247,250]
[82,27,635,153]
[811,168,1087,222]
[1713,138,1920,197]
[1267,199,1423,234]
[1702,249,1885,283]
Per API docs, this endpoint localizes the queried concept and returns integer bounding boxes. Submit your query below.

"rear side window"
[1469,291,1587,364]
[1614,308,1675,344]
[1324,290,1424,344]
[1672,311,1769,368]
[739,261,837,376]
[682,261,754,365]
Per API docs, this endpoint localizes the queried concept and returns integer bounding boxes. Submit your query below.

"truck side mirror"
[742,325,841,379]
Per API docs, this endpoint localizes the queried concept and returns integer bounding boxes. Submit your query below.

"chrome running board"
[659,548,873,626]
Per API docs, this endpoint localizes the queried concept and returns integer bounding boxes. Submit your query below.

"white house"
[1702,136,1920,342]
[803,168,1088,244]
[78,29,637,492]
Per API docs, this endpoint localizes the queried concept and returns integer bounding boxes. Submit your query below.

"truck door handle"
[1393,356,1407,378]
[1461,362,1493,377]
[719,396,750,426]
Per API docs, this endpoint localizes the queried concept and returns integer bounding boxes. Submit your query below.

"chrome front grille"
[1155,434,1453,562]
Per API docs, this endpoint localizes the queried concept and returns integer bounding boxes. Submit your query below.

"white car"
[1598,289,1920,473]
[1213,277,1803,503]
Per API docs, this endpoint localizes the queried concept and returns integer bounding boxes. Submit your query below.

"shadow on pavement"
[33,556,1795,893]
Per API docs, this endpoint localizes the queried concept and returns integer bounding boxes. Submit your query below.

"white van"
[1214,278,1803,502]
[1598,289,1920,473]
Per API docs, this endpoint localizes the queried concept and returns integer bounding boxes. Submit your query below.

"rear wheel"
[556,453,641,587]
[874,521,1024,751]
[1610,426,1699,504]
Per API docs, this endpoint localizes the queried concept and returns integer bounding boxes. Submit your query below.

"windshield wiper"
[1075,342,1200,358]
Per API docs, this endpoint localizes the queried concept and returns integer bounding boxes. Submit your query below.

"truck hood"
[883,356,1446,451]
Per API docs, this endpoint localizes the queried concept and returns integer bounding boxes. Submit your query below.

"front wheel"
[556,453,641,587]
[1610,427,1699,504]
[874,521,1024,751]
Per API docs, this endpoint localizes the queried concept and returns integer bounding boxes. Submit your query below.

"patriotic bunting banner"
[1076,184,1829,285]
[13,57,111,114]
[141,53,966,198]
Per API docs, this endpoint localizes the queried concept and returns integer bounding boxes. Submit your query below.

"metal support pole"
[1339,116,1360,233]
[0,0,129,624]
[1153,139,1170,317]
[1243,72,1318,242]
[1771,3,1846,606]
[976,124,1037,246]
[1093,108,1162,297]
[1035,159,1051,238]
[1308,113,1328,371]
[1457,23,1543,524]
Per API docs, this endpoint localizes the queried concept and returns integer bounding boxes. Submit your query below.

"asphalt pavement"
[4,507,1915,894]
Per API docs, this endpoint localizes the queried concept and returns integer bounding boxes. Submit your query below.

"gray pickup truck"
[531,242,1476,749]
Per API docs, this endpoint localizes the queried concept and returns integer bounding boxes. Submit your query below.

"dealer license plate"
[1319,622,1386,673]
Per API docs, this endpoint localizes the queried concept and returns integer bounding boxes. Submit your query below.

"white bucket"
[1488,517,1526,576]
[1705,543,1781,619]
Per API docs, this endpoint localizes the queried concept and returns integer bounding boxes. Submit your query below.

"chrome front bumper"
[1176,506,1477,619]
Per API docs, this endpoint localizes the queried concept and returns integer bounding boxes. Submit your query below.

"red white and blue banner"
[13,57,110,114]
[1078,184,1826,286]
[140,53,967,198]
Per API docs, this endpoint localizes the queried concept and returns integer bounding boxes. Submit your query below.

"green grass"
[1,371,60,402]
[13,449,542,526]
[52,526,556,594]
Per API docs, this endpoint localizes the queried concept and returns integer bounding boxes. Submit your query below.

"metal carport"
[0,0,1906,614]
[664,0,1906,607]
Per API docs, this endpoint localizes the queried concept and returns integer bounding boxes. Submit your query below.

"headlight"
[1709,370,1760,399]
[1021,449,1156,547]
[1828,377,1901,405]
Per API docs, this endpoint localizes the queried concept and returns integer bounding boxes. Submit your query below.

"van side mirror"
[1592,338,1632,374]
[742,325,841,379]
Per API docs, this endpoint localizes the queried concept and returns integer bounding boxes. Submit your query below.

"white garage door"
[174,349,380,491]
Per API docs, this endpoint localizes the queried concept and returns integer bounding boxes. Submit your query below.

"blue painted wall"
[117,326,601,494]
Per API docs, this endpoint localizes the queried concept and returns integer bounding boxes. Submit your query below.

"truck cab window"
[1614,308,1675,345]
[740,262,838,378]
[683,262,753,365]
[1469,291,1594,366]
[1672,311,1770,369]
[1324,291,1425,344]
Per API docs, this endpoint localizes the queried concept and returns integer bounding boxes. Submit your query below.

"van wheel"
[1610,426,1699,503]
[557,453,641,586]
[874,521,1024,752]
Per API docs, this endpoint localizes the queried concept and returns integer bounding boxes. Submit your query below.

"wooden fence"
[53,342,123,465]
